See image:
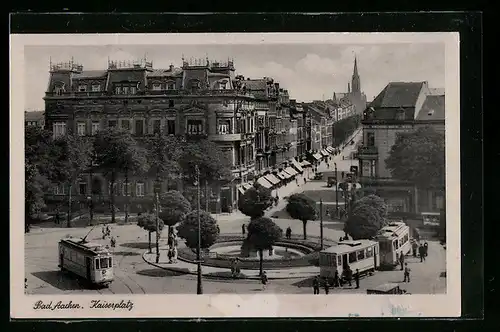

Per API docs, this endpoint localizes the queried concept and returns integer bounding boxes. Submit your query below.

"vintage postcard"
[11,32,460,319]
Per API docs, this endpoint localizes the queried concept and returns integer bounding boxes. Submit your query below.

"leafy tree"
[50,135,93,227]
[93,128,141,223]
[137,213,164,253]
[145,133,182,189]
[121,143,148,223]
[159,190,192,237]
[344,195,388,240]
[237,183,273,220]
[286,193,317,239]
[385,126,445,190]
[245,217,283,275]
[177,210,219,249]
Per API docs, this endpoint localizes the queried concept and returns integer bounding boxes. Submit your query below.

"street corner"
[142,251,193,275]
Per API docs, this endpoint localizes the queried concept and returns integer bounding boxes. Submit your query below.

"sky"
[24,43,445,110]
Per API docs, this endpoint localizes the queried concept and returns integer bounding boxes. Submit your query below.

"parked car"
[313,172,323,180]
[326,177,337,187]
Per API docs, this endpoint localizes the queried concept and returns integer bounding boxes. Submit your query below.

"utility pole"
[67,183,72,228]
[195,165,203,294]
[154,177,161,264]
[334,162,339,218]
[319,198,324,250]
[205,179,209,212]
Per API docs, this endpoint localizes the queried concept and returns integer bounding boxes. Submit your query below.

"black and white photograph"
[11,32,460,318]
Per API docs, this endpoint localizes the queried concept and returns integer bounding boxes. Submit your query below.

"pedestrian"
[261,271,268,291]
[172,246,178,263]
[110,236,116,248]
[412,240,418,258]
[55,207,61,225]
[333,271,340,288]
[286,226,292,239]
[424,241,429,257]
[304,178,307,184]
[102,225,106,239]
[341,171,344,179]
[25,278,28,290]
[354,269,360,289]
[344,232,349,241]
[296,178,299,185]
[216,224,220,234]
[168,248,173,264]
[399,251,405,271]
[419,243,425,262]
[345,266,352,287]
[339,236,343,242]
[403,263,411,282]
[312,276,320,294]
[242,224,246,236]
[323,278,330,294]
[106,225,111,237]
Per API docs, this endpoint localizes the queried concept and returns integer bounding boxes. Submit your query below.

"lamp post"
[319,198,324,250]
[195,165,203,294]
[334,162,339,218]
[154,178,161,264]
[87,196,92,226]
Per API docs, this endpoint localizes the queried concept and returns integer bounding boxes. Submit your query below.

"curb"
[141,252,317,281]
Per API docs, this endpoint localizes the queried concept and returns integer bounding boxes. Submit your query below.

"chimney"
[169,64,174,71]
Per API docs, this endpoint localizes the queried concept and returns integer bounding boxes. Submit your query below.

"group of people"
[411,240,429,262]
[167,231,178,264]
[102,224,116,248]
[313,267,361,294]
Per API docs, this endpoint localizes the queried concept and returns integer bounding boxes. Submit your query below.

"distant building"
[25,110,45,128]
[333,57,367,115]
[356,81,445,214]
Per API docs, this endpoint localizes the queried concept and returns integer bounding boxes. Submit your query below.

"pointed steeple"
[348,83,351,93]
[353,56,359,77]
[351,56,361,95]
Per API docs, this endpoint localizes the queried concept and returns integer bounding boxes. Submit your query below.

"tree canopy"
[344,194,388,240]
[145,133,182,183]
[177,210,219,249]
[50,134,94,185]
[137,213,165,233]
[385,126,445,189]
[245,217,283,275]
[286,193,317,239]
[158,190,192,227]
[237,183,274,219]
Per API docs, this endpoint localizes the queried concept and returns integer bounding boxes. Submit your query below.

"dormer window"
[91,84,101,92]
[53,82,65,96]
[152,83,162,91]
[79,85,87,92]
[219,82,227,90]
[396,108,406,121]
[167,83,175,90]
[114,83,138,95]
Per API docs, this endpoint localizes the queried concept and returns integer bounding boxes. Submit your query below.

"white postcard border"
[10,32,461,319]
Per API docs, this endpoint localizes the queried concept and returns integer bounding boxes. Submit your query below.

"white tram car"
[374,221,412,267]
[319,240,380,281]
[58,237,114,286]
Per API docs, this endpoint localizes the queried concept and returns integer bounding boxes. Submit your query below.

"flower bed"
[177,234,337,270]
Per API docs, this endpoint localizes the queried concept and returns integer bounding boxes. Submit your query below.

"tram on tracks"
[374,221,412,268]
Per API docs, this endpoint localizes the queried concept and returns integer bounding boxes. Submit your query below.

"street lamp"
[154,178,161,264]
[319,198,324,250]
[87,196,93,225]
[334,162,339,218]
[195,165,203,294]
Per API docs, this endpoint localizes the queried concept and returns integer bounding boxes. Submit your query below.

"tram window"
[348,252,357,263]
[380,241,391,252]
[95,259,100,270]
[109,257,113,267]
[366,247,374,258]
[331,255,337,267]
[337,256,342,266]
[394,240,399,250]
[357,250,365,260]
[100,258,109,269]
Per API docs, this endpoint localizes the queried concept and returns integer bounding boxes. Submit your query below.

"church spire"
[351,56,361,95]
[353,55,359,77]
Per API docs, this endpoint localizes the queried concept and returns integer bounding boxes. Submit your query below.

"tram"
[58,237,114,286]
[319,240,380,282]
[374,221,412,267]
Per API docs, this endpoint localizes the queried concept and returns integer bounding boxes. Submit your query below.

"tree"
[145,133,182,189]
[245,217,283,275]
[137,213,164,253]
[93,128,142,223]
[344,195,388,240]
[158,190,192,236]
[121,143,148,223]
[385,126,445,190]
[50,135,93,227]
[286,193,318,239]
[177,210,219,249]
[237,183,273,220]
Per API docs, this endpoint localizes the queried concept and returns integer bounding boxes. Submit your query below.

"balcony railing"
[357,146,378,155]
[208,133,242,142]
[45,89,255,98]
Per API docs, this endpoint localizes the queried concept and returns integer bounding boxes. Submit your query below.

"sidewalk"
[142,247,319,280]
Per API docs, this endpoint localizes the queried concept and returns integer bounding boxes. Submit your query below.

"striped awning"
[257,177,273,189]
[280,170,293,179]
[276,172,287,180]
[290,159,304,173]
[242,183,253,190]
[326,146,334,153]
[301,160,312,167]
[285,167,299,177]
[321,149,329,157]
[238,187,245,195]
[313,153,322,160]
[264,173,281,185]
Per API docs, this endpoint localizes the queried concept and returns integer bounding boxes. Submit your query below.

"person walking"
[354,269,360,289]
[323,278,330,294]
[399,251,405,271]
[242,224,246,236]
[412,240,418,258]
[216,224,220,234]
[333,271,340,288]
[168,248,174,264]
[286,226,292,240]
[403,263,411,282]
[419,243,426,262]
[312,276,320,294]
[102,225,106,239]
[424,241,429,257]
[110,236,116,249]
[345,266,353,287]
[261,271,268,291]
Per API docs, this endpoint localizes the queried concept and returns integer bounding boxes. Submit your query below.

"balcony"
[208,133,242,142]
[356,146,378,159]
[45,89,255,99]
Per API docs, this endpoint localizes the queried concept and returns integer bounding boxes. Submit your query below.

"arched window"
[53,82,65,95]
[396,108,406,121]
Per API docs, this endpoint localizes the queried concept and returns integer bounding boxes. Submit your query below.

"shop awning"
[290,159,304,173]
[280,170,293,179]
[238,187,245,195]
[321,149,329,157]
[276,172,287,180]
[285,167,299,177]
[313,153,322,160]
[326,146,334,153]
[264,173,281,185]
[242,183,253,190]
[301,160,312,167]
[257,177,273,189]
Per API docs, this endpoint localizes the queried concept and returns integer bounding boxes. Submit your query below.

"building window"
[168,100,174,107]
[219,82,227,90]
[218,119,230,134]
[167,120,175,135]
[78,85,87,92]
[121,119,130,130]
[108,120,117,128]
[77,122,86,136]
[53,184,66,195]
[396,109,406,121]
[187,119,204,135]
[167,83,175,90]
[136,182,145,197]
[79,182,87,195]
[115,86,122,94]
[367,132,375,146]
[52,122,67,139]
[122,182,131,196]
[135,120,144,136]
[54,85,65,95]
[153,120,161,134]
[91,122,100,135]
[129,86,136,95]
[123,86,129,95]
[91,84,101,92]
[108,183,117,195]
[152,83,162,91]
